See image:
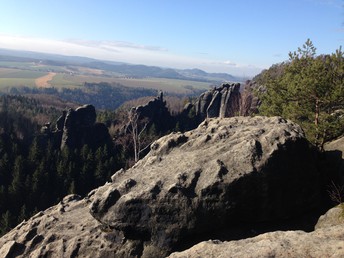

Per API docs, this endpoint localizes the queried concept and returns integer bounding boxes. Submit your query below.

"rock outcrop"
[127,91,174,134]
[240,80,262,116]
[0,117,324,257]
[52,104,111,150]
[169,205,344,258]
[195,83,241,120]
[90,116,321,255]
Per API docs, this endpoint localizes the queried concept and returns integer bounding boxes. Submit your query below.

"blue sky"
[0,0,343,77]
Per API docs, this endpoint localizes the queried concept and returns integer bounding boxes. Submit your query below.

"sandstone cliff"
[0,116,325,257]
[52,104,111,150]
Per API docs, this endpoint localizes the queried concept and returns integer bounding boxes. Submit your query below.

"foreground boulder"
[91,116,321,255]
[0,116,323,257]
[169,205,344,258]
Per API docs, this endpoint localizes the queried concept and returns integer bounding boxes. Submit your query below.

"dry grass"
[35,72,57,87]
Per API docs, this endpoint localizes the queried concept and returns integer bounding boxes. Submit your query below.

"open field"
[35,72,57,87]
[49,74,211,93]
[0,61,213,93]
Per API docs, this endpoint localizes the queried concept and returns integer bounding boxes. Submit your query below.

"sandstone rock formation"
[195,83,241,120]
[127,91,174,134]
[53,104,111,150]
[169,205,344,258]
[0,195,129,258]
[240,80,262,116]
[90,116,321,256]
[0,117,324,257]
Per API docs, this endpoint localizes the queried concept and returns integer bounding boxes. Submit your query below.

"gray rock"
[125,91,173,135]
[195,83,241,120]
[315,204,344,229]
[59,104,110,150]
[90,116,321,255]
[169,206,344,258]
[0,194,128,258]
[240,80,262,116]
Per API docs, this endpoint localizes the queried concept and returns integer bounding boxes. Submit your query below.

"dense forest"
[0,95,127,235]
[6,82,158,110]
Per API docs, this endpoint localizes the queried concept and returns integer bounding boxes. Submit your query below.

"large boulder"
[0,116,324,257]
[169,205,344,258]
[90,116,322,255]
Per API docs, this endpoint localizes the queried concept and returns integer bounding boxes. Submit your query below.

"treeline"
[0,95,62,140]
[6,82,158,110]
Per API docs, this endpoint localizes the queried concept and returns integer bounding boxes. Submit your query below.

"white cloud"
[0,34,263,77]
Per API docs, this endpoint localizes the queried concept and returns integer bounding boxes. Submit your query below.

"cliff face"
[127,91,174,134]
[0,116,326,258]
[191,81,260,124]
[195,83,241,120]
[52,104,111,150]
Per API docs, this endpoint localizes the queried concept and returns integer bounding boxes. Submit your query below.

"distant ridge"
[0,48,243,83]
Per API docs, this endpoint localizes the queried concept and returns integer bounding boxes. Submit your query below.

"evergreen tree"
[0,210,12,236]
[258,39,344,148]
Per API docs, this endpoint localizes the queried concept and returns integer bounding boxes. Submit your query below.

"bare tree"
[128,108,148,163]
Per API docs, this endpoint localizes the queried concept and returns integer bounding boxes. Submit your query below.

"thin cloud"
[66,39,168,52]
[223,60,237,66]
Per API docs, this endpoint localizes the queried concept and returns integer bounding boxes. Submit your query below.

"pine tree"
[259,39,344,148]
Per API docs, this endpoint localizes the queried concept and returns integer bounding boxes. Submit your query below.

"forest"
[0,91,191,236]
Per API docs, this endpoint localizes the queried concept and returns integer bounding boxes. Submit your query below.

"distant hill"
[0,48,242,83]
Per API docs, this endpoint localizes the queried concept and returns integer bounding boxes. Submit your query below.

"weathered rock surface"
[195,83,241,120]
[315,204,344,230]
[127,91,174,134]
[0,116,324,257]
[57,104,111,150]
[240,80,261,116]
[91,116,321,255]
[0,195,126,258]
[169,205,344,258]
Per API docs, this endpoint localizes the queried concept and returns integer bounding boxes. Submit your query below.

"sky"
[0,0,343,77]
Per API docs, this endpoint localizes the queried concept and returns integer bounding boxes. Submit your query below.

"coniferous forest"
[0,91,191,236]
[0,95,125,235]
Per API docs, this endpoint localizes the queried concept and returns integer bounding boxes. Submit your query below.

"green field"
[0,68,48,88]
[49,75,211,93]
[0,78,37,88]
[0,61,212,93]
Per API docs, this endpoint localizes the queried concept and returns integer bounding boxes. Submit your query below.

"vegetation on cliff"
[256,39,344,148]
